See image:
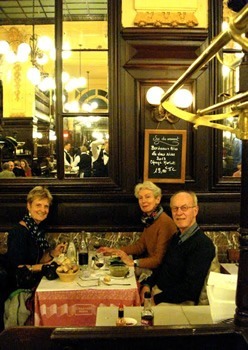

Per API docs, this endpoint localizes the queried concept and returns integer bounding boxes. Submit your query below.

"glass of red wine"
[94,253,105,269]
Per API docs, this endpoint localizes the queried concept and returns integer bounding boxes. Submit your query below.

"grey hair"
[170,190,198,206]
[134,181,162,198]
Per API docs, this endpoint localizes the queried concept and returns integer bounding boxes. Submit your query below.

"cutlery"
[102,281,131,286]
[77,282,100,288]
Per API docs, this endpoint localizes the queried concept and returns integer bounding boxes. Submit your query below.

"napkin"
[207,272,237,323]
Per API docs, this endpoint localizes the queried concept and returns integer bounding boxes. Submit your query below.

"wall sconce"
[146,86,193,123]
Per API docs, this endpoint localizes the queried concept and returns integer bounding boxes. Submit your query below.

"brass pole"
[235,108,248,326]
[160,4,248,103]
[160,30,231,103]
[197,91,248,115]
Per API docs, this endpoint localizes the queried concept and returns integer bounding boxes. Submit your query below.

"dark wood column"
[234,49,248,326]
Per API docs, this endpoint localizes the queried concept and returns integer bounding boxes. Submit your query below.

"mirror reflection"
[221,49,242,177]
[221,14,243,178]
[61,116,109,179]
[0,0,109,179]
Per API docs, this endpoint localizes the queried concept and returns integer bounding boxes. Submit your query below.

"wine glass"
[94,253,105,269]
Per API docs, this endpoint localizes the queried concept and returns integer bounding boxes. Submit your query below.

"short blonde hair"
[134,181,162,198]
[81,145,88,152]
[27,186,53,206]
[170,190,198,207]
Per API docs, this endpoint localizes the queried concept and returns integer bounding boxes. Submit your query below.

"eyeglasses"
[170,205,196,213]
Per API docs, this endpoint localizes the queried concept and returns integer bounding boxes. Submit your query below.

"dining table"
[96,305,213,326]
[34,267,140,327]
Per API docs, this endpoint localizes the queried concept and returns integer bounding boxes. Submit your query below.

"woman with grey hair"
[99,181,176,274]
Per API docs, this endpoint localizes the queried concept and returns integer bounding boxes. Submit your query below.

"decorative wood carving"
[134,12,198,28]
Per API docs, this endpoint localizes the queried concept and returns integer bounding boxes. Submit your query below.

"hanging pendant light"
[27,66,41,85]
[82,70,98,112]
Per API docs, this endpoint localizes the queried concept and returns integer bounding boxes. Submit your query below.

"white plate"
[79,276,99,281]
[124,317,137,326]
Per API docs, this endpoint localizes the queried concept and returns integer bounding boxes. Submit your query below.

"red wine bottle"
[141,291,154,326]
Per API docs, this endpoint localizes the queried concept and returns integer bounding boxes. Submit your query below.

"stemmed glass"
[94,253,105,269]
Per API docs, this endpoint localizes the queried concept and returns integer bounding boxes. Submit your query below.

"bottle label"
[141,315,154,326]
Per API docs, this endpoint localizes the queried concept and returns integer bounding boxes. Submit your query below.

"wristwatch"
[133,259,139,267]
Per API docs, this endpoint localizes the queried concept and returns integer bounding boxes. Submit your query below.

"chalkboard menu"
[144,129,187,183]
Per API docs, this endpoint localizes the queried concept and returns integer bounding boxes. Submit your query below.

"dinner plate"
[124,317,137,326]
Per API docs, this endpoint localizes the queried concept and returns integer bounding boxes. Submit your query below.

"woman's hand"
[18,264,43,272]
[41,242,67,264]
[98,248,133,265]
[97,247,118,255]
[51,242,67,257]
[114,250,134,266]
[98,247,135,266]
[140,285,151,305]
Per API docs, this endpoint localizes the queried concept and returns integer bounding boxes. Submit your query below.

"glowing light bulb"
[0,40,10,54]
[37,36,53,51]
[27,66,41,85]
[170,89,193,109]
[62,71,70,83]
[146,86,165,105]
[5,50,17,63]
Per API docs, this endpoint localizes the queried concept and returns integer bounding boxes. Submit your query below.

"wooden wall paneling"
[0,24,241,232]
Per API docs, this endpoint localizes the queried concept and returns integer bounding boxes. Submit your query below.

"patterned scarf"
[22,214,50,251]
[141,204,164,227]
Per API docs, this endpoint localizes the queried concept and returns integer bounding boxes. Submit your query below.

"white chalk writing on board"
[149,134,181,176]
[144,129,186,183]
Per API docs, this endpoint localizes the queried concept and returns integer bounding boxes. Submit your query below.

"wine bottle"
[141,291,154,326]
[78,236,88,267]
[67,235,77,264]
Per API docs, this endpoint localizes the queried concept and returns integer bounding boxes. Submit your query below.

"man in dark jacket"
[140,190,215,305]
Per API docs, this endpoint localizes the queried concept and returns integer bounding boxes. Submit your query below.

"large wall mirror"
[0,0,109,179]
[215,1,243,182]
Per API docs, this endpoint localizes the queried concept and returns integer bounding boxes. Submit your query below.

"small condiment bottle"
[116,303,126,326]
[141,291,154,326]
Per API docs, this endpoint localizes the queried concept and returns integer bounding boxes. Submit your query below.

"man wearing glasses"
[140,190,215,306]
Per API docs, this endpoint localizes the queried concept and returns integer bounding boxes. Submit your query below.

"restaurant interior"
[0,0,248,348]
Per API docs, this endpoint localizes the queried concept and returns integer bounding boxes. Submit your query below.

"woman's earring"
[29,212,32,217]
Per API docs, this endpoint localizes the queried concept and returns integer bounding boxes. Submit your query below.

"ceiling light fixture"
[82,71,98,112]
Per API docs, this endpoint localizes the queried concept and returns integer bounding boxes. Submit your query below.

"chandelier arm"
[162,101,238,121]
[235,101,248,110]
[160,4,248,104]
[160,30,231,103]
[193,121,238,134]
[161,101,239,134]
[197,91,248,115]
[216,51,236,71]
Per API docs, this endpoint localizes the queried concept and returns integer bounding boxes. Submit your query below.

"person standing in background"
[64,141,73,169]
[73,145,92,177]
[90,139,109,177]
